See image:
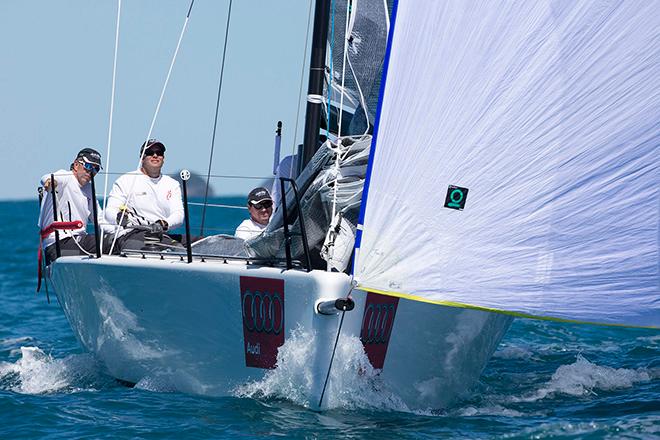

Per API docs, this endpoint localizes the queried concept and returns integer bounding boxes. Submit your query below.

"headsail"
[355,0,659,328]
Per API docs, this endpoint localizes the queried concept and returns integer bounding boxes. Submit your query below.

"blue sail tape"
[353,0,400,258]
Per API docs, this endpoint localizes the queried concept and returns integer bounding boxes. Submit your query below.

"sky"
[0,0,314,200]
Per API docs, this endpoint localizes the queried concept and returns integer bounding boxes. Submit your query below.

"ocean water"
[1,200,658,439]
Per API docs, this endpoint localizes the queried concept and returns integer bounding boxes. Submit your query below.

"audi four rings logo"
[361,303,395,344]
[242,290,284,334]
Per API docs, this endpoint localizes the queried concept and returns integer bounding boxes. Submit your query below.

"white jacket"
[37,170,105,249]
[235,218,267,240]
[104,171,184,230]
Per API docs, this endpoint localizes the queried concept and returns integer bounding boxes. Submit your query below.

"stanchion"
[180,170,193,263]
[50,173,61,259]
[90,174,102,258]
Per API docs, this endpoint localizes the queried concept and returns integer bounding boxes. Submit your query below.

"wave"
[512,354,657,403]
[234,327,411,412]
[0,346,115,394]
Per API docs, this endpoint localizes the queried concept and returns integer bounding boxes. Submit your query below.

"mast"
[300,0,331,171]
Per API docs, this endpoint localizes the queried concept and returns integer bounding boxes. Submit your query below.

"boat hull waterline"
[49,255,511,411]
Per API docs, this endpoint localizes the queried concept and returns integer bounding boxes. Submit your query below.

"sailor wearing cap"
[104,139,184,250]
[235,187,273,240]
[38,148,109,262]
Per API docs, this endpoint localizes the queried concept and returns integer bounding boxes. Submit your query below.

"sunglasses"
[252,201,273,210]
[144,148,164,157]
[79,161,100,175]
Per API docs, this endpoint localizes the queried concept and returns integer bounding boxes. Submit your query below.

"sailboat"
[44,0,658,411]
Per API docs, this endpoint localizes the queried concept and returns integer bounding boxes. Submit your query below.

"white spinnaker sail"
[354,0,659,328]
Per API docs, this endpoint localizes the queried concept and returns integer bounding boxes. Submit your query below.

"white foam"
[513,354,654,402]
[458,404,524,417]
[0,346,111,394]
[0,336,35,347]
[492,345,535,360]
[134,375,178,393]
[234,327,410,412]
[134,370,207,395]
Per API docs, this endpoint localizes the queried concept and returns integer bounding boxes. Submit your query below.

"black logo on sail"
[444,185,469,210]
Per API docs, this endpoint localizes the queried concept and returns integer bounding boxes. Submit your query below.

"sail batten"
[355,0,659,328]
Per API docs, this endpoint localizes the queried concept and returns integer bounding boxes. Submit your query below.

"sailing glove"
[147,221,167,234]
[116,211,129,227]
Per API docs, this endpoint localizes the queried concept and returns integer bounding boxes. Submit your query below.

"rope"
[200,0,233,237]
[109,0,195,255]
[308,94,329,129]
[100,0,122,247]
[72,235,95,257]
[307,94,325,104]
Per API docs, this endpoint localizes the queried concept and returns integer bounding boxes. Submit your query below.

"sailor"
[38,148,108,263]
[104,139,184,251]
[235,187,273,240]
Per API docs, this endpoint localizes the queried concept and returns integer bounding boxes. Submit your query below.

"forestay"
[354,0,659,328]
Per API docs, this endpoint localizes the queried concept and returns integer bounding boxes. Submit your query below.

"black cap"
[247,187,272,205]
[140,139,166,157]
[75,148,103,169]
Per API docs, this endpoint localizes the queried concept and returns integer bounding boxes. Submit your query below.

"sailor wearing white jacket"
[104,139,184,251]
[235,187,273,240]
[38,148,108,263]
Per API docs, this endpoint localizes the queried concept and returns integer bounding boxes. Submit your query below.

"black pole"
[284,177,312,272]
[50,173,61,259]
[301,0,331,170]
[181,171,193,263]
[272,121,283,175]
[90,175,102,258]
[280,178,293,270]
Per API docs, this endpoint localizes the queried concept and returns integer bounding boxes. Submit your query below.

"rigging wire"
[95,171,272,180]
[317,282,355,409]
[188,201,247,210]
[290,0,315,166]
[337,0,352,138]
[100,0,122,246]
[326,0,354,271]
[200,0,233,237]
[347,51,370,137]
[326,0,336,138]
[318,309,346,408]
[109,0,196,255]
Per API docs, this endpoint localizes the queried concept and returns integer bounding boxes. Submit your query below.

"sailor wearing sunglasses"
[104,139,184,251]
[235,187,273,240]
[38,148,108,262]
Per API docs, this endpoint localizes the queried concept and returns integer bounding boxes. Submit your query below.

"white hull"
[49,255,511,410]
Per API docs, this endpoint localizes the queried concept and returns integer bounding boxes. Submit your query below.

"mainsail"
[355,0,659,328]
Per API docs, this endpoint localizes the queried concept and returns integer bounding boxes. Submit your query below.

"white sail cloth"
[354,0,659,328]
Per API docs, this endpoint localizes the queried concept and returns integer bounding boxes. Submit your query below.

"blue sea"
[1,200,658,439]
